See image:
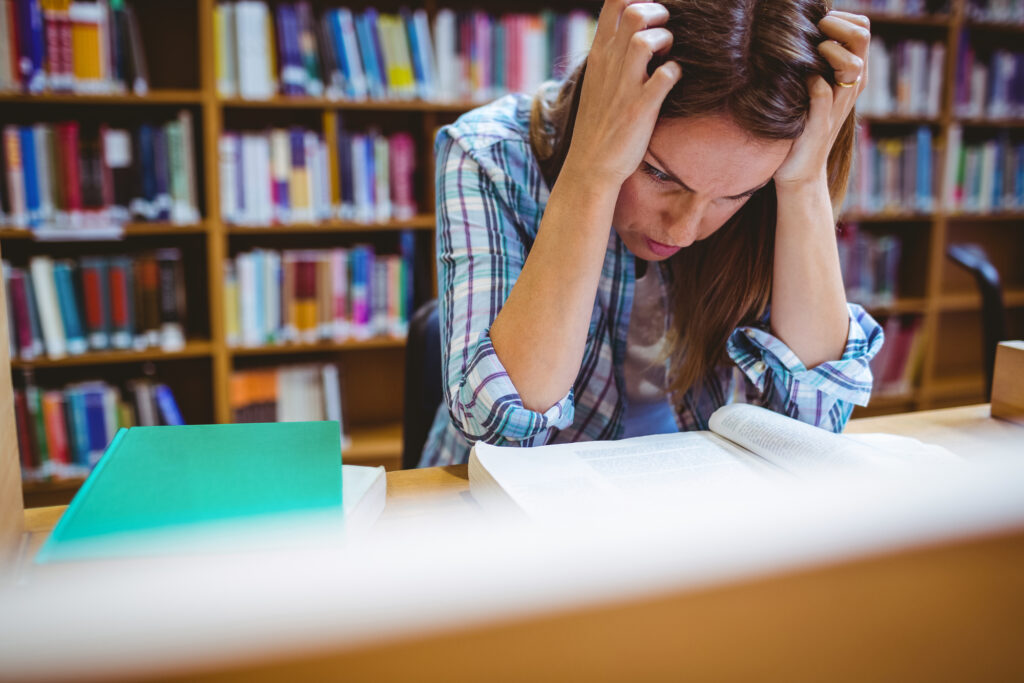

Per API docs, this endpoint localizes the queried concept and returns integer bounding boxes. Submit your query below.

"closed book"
[14,389,37,475]
[28,255,67,358]
[65,385,90,466]
[151,126,172,221]
[9,267,38,358]
[295,1,321,96]
[69,1,104,92]
[135,254,161,347]
[35,421,346,563]
[17,0,45,92]
[3,125,27,227]
[25,382,52,476]
[42,390,71,470]
[19,126,41,227]
[52,259,87,354]
[154,384,184,426]
[108,255,133,349]
[155,248,186,350]
[0,0,14,91]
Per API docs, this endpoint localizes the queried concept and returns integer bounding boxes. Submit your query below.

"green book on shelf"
[36,421,346,563]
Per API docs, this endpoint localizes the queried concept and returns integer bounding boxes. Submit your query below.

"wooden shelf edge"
[219,96,480,112]
[226,215,434,234]
[0,223,208,240]
[229,338,406,356]
[10,341,215,369]
[939,289,1024,312]
[0,89,204,105]
[839,213,935,223]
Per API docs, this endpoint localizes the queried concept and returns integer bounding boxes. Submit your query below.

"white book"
[216,3,237,97]
[269,129,291,224]
[373,133,390,222]
[336,9,368,100]
[237,253,260,346]
[433,9,457,101]
[4,126,27,228]
[927,43,945,117]
[219,134,239,224]
[978,141,996,214]
[32,125,53,226]
[177,110,200,223]
[412,9,437,100]
[28,257,67,359]
[0,0,14,92]
[257,134,274,224]
[302,132,318,223]
[263,250,281,344]
[351,134,370,223]
[237,1,274,99]
[331,248,349,341]
[469,404,960,521]
[969,63,987,119]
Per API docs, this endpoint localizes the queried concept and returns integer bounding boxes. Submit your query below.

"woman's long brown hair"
[529,0,855,401]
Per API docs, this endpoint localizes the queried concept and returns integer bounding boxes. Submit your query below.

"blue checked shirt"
[419,92,884,467]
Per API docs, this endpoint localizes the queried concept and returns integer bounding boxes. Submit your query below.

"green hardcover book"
[36,421,344,563]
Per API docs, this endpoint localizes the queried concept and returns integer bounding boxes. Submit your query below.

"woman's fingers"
[609,3,670,62]
[624,27,674,82]
[641,60,682,107]
[593,0,636,49]
[818,39,864,90]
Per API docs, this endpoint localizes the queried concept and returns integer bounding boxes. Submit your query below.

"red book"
[98,123,114,209]
[8,268,35,358]
[43,4,61,84]
[6,0,20,90]
[41,391,71,467]
[59,122,82,213]
[13,390,36,472]
[81,260,104,338]
[109,259,130,341]
[60,9,73,88]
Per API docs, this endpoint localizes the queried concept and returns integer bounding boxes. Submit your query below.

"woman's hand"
[563,0,682,189]
[774,10,870,190]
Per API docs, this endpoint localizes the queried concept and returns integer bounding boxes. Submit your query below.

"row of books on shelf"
[231,363,349,448]
[0,0,149,95]
[14,376,183,482]
[832,0,949,15]
[219,125,416,226]
[0,112,200,232]
[2,250,187,361]
[845,125,936,214]
[859,38,944,118]
[225,241,413,348]
[215,2,596,103]
[954,41,1024,119]
[942,126,1024,212]
[838,223,901,308]
[966,0,1024,23]
[870,315,925,398]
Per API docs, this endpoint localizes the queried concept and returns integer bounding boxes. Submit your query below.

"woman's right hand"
[564,0,682,189]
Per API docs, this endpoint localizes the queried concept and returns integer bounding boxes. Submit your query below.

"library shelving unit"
[2,0,1022,507]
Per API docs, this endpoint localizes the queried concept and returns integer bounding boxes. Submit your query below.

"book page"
[471,431,779,520]
[707,404,940,474]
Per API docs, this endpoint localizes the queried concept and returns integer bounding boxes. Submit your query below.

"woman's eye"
[641,162,672,183]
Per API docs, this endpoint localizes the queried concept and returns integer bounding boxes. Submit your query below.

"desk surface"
[22,403,1019,555]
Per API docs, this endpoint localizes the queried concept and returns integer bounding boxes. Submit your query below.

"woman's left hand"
[773,10,870,190]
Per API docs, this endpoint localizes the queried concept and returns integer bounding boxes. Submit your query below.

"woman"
[420,0,884,467]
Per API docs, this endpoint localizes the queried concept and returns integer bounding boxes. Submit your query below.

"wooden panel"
[992,341,1024,424]
[0,241,25,572]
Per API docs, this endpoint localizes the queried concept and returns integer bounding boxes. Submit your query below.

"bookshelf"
[2,0,1022,506]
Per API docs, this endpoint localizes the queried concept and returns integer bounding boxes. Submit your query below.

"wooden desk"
[13,404,1024,683]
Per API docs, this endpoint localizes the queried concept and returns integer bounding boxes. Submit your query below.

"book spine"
[9,267,38,358]
[25,380,52,475]
[42,390,71,471]
[52,260,86,354]
[19,125,41,228]
[154,384,184,426]
[79,255,110,349]
[3,125,27,227]
[82,385,108,465]
[13,388,38,476]
[28,256,67,358]
[108,255,133,348]
[155,247,186,350]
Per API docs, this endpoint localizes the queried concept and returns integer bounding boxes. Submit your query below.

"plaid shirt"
[419,92,884,467]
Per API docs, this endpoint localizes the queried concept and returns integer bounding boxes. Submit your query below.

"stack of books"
[837,223,902,308]
[954,38,1024,119]
[335,125,416,223]
[859,37,945,118]
[224,241,413,348]
[14,375,183,482]
[942,125,1024,213]
[230,363,348,448]
[3,249,188,361]
[845,124,936,215]
[219,126,332,226]
[0,0,149,95]
[213,2,596,102]
[1,113,201,232]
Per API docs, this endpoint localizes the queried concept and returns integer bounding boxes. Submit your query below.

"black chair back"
[946,243,1007,399]
[402,299,443,469]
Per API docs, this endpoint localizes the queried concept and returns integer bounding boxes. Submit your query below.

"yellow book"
[69,2,104,91]
[213,5,227,95]
[264,5,278,94]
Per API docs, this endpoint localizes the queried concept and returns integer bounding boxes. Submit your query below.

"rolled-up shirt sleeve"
[435,129,575,445]
[726,303,884,433]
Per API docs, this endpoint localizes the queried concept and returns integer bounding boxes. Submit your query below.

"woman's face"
[612,115,793,261]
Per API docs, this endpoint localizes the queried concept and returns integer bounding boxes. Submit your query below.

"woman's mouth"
[645,237,682,258]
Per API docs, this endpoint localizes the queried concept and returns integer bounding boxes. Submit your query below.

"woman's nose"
[664,195,703,247]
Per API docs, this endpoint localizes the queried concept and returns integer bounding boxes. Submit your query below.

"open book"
[469,404,959,520]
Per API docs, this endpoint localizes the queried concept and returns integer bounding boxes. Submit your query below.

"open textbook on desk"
[469,404,960,519]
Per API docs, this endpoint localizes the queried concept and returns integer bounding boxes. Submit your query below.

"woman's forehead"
[648,116,792,196]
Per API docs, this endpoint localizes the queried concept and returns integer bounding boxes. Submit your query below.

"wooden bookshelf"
[4,0,1023,504]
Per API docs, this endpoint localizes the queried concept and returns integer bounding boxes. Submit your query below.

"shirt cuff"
[727,303,884,407]
[452,335,576,444]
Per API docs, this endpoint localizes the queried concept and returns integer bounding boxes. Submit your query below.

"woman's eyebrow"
[646,149,769,199]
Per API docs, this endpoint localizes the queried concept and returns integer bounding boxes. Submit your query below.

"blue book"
[993,133,1007,211]
[21,273,45,356]
[354,11,384,98]
[52,260,88,355]
[18,126,41,228]
[16,0,45,93]
[66,387,92,467]
[364,8,388,99]
[154,384,185,426]
[327,11,352,98]
[137,125,157,219]
[152,127,171,220]
[252,249,266,343]
[1016,144,1024,208]
[276,3,304,95]
[337,124,354,216]
[82,385,109,466]
[916,126,932,212]
[401,8,424,98]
